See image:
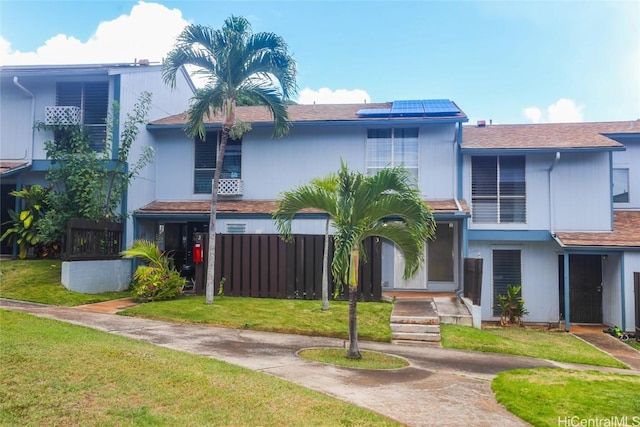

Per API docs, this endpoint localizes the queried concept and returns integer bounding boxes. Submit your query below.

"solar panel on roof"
[421,99,460,115]
[391,100,424,115]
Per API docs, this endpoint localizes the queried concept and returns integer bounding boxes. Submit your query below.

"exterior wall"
[623,252,640,332]
[602,253,622,327]
[551,152,612,231]
[61,259,132,293]
[468,240,561,323]
[612,140,640,209]
[215,216,328,235]
[419,123,457,199]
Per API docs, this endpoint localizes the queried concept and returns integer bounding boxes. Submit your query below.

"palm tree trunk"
[321,217,330,311]
[205,123,231,305]
[346,249,361,359]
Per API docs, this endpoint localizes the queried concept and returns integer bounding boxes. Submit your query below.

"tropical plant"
[162,15,297,305]
[36,92,154,247]
[273,162,436,359]
[121,240,183,302]
[495,285,529,326]
[0,185,49,259]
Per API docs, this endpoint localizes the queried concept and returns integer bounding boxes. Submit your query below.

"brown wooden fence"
[194,233,382,301]
[463,258,483,305]
[64,218,123,260]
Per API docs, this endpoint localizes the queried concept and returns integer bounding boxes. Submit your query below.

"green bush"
[121,240,183,302]
[495,285,529,326]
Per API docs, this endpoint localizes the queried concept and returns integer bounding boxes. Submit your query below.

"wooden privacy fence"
[64,218,123,260]
[194,233,382,301]
[463,258,483,305]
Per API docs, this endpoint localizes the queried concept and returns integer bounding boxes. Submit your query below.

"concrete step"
[389,315,440,325]
[391,331,441,342]
[391,323,440,334]
[439,314,473,327]
[433,297,473,327]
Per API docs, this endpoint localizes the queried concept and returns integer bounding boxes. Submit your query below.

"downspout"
[12,77,35,258]
[548,152,560,234]
[621,255,626,331]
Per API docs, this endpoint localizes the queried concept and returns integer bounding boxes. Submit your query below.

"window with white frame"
[472,155,526,223]
[194,132,242,194]
[612,168,629,203]
[492,249,521,316]
[56,82,109,150]
[366,128,418,178]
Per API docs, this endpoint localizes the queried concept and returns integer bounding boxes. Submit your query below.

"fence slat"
[64,219,123,260]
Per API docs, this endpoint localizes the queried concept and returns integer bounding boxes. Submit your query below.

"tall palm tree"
[274,162,436,359]
[162,16,297,304]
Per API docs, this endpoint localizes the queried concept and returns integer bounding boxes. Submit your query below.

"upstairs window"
[366,128,418,179]
[194,132,242,194]
[56,82,109,150]
[613,168,629,203]
[472,156,526,223]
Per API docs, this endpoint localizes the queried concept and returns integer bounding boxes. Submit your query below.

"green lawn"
[492,368,640,427]
[0,309,399,426]
[0,259,130,305]
[441,324,628,369]
[121,295,393,342]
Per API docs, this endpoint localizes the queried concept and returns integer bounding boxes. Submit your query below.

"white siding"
[468,241,561,323]
[420,123,457,199]
[552,152,612,231]
[623,252,640,332]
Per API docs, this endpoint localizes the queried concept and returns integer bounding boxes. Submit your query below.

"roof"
[149,101,467,127]
[554,211,640,248]
[461,121,640,151]
[0,161,29,176]
[0,62,161,77]
[136,199,470,216]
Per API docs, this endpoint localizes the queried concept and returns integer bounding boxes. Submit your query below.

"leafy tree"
[162,15,297,304]
[0,185,49,259]
[36,92,154,248]
[274,162,436,359]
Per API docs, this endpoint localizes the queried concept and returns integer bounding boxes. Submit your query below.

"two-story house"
[142,104,639,331]
[0,62,195,255]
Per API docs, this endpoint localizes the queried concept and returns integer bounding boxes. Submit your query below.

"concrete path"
[1,298,637,427]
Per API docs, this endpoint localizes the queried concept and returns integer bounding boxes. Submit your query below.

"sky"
[0,0,638,125]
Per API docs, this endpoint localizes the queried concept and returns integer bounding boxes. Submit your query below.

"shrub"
[121,240,183,302]
[495,285,529,326]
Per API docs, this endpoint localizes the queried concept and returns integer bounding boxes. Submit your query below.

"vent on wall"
[226,223,247,234]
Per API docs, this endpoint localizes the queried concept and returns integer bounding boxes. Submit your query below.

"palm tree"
[274,162,436,359]
[162,16,297,304]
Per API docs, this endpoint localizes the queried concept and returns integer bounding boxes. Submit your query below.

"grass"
[120,295,393,342]
[0,309,400,427]
[298,348,409,370]
[492,368,640,427]
[0,259,130,306]
[626,339,640,351]
[441,324,628,369]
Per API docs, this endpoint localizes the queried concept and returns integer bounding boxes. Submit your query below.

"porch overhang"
[553,211,640,250]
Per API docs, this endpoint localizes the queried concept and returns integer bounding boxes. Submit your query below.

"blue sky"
[1,0,638,124]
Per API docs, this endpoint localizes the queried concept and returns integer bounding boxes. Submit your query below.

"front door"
[561,254,603,323]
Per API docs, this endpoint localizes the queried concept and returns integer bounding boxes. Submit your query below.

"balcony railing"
[217,178,244,196]
[45,106,81,125]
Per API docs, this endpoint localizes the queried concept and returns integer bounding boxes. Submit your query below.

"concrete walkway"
[1,298,638,427]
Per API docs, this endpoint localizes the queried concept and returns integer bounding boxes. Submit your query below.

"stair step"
[392,332,441,342]
[439,315,473,327]
[390,315,440,325]
[391,323,440,333]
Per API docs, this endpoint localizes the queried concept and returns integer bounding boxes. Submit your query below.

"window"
[194,132,242,194]
[472,156,526,223]
[613,168,629,203]
[56,82,109,150]
[366,128,418,178]
[492,249,521,316]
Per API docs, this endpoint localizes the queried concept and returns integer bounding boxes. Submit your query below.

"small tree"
[0,185,49,259]
[495,285,529,326]
[36,92,154,248]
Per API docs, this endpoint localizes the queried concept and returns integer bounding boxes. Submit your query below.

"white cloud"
[0,1,188,66]
[522,98,584,123]
[523,107,543,123]
[297,87,371,104]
